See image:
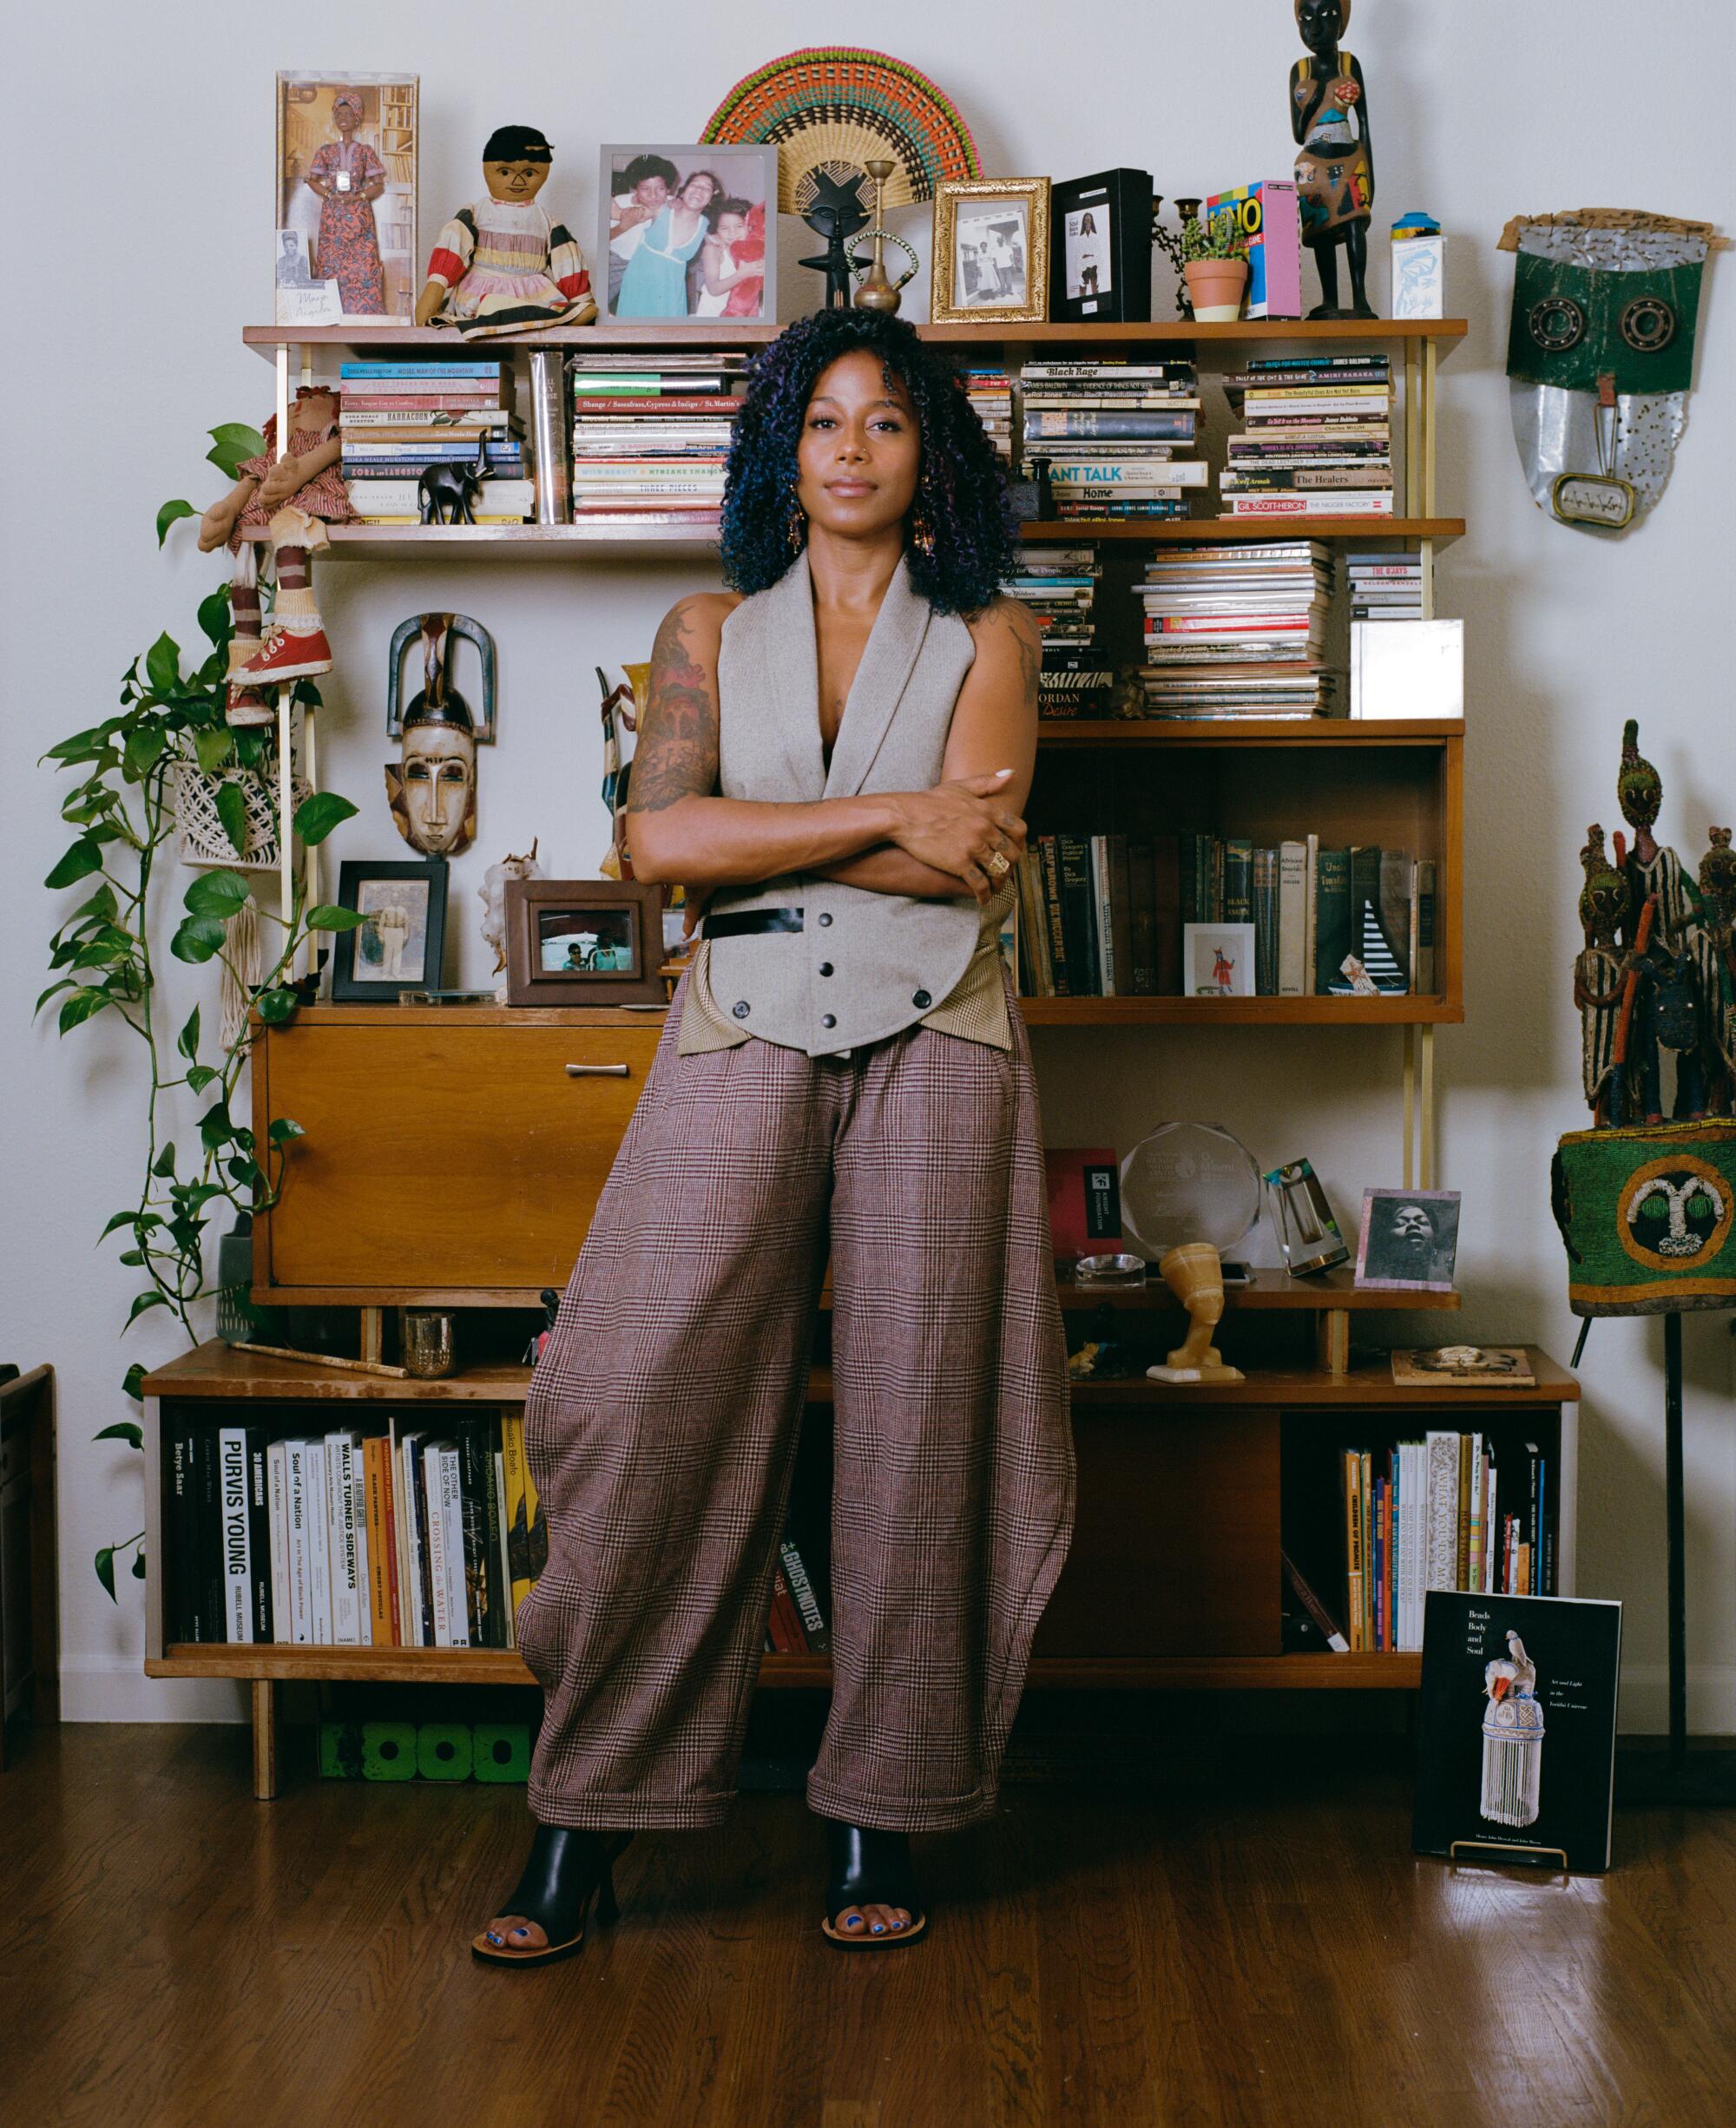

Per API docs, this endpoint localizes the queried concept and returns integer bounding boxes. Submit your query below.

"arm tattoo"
[1007,602,1039,711]
[629,600,720,814]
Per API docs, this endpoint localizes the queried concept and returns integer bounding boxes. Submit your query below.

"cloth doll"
[198,385,353,724]
[416,126,596,338]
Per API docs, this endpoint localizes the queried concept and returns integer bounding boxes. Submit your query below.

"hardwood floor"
[2,1723,1733,2128]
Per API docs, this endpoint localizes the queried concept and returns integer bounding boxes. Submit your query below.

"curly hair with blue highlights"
[719,310,1018,616]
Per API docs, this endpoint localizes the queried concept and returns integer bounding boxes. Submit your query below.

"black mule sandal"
[819,1821,929,1948]
[471,1827,634,1968]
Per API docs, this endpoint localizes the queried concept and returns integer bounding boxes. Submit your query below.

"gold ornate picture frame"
[930,178,1051,325]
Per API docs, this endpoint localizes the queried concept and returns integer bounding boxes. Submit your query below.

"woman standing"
[474,309,1075,1966]
[306,90,386,314]
[616,168,720,317]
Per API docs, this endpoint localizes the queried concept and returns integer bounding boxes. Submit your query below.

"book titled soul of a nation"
[1412,1591,1623,1873]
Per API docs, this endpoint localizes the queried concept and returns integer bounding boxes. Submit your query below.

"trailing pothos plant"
[40,435,367,1601]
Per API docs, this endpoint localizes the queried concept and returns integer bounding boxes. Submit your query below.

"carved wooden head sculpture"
[385,614,497,858]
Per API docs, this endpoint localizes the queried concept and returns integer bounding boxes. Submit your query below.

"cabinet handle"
[565,1062,631,1078]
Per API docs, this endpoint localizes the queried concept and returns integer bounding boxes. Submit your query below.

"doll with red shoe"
[198,385,354,725]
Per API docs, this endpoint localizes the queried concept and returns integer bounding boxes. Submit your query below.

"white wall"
[5,1,1732,1728]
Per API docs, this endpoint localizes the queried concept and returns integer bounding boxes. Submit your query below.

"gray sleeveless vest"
[703,549,982,1056]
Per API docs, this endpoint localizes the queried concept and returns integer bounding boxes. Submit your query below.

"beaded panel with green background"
[1552,1120,1736,1315]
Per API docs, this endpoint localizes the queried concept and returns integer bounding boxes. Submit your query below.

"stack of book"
[961,364,1015,465]
[1180,833,1436,996]
[1137,540,1336,719]
[1218,354,1393,520]
[1019,358,1203,519]
[567,350,747,529]
[339,360,531,524]
[1329,1430,1555,1655]
[1016,832,1179,998]
[1346,549,1424,621]
[1003,546,1115,719]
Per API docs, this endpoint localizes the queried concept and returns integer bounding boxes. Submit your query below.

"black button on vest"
[820,1013,837,1029]
[733,999,750,1019]
[819,962,834,977]
[912,988,931,1009]
[817,911,833,927]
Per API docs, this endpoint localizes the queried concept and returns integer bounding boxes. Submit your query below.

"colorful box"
[1204,181,1304,321]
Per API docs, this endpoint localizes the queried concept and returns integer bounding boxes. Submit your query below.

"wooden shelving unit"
[143,314,1516,1798]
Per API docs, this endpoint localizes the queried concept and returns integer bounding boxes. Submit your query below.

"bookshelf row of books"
[1021,358,1202,520]
[1010,833,1438,998]
[566,349,746,529]
[1332,1431,1558,1655]
[161,1411,833,1657]
[339,361,531,524]
[1218,353,1394,519]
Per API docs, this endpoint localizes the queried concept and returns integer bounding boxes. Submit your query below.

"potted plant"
[1180,212,1250,322]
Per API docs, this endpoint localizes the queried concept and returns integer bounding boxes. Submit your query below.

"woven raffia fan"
[700,47,979,216]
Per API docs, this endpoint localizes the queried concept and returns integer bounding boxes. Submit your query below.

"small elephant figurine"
[418,436,491,525]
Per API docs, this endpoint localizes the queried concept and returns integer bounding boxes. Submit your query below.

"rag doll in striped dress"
[415,126,596,338]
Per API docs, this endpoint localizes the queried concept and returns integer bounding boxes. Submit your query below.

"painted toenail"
[871,1922,885,1933]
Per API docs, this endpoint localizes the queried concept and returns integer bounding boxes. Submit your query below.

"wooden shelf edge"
[1018,995,1464,1025]
[146,1646,1422,1690]
[1039,719,1462,746]
[1020,518,1464,543]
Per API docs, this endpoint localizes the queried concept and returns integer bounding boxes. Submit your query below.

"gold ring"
[986,850,1011,877]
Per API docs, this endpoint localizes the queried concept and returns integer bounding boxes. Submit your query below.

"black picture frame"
[1049,167,1154,324]
[330,858,449,1003]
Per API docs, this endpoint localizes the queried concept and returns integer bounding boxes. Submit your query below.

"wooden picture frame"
[930,178,1051,326]
[1049,167,1153,324]
[331,859,449,1003]
[505,878,667,1006]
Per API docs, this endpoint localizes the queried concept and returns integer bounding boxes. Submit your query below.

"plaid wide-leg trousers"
[516,964,1076,1834]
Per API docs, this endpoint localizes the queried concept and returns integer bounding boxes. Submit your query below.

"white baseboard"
[56,1658,249,1724]
[1617,1664,1736,1735]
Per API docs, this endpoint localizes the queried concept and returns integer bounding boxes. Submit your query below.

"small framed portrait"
[931,178,1051,326]
[598,145,778,324]
[1049,168,1154,324]
[505,879,667,1006]
[1355,1188,1463,1293]
[1184,922,1257,999]
[275,73,418,326]
[332,860,449,1003]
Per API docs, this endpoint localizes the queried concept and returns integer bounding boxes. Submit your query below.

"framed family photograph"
[504,879,667,1007]
[1184,922,1257,999]
[1049,167,1154,323]
[930,178,1050,325]
[1355,1187,1463,1293]
[599,144,778,324]
[275,72,418,326]
[331,860,449,1003]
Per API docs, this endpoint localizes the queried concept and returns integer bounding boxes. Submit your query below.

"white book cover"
[1090,836,1115,995]
[1351,619,1464,721]
[1277,841,1308,995]
[352,1438,374,1647]
[389,1415,409,1649]
[1467,1432,1485,1594]
[1303,834,1318,997]
[1424,1431,1462,1593]
[495,1447,514,1648]
[303,1439,333,1645]
[267,1440,291,1645]
[325,1429,362,1645]
[219,1427,253,1644]
[286,1441,312,1645]
[439,1446,472,1650]
[424,1444,452,1647]
[1484,1457,1498,1595]
[400,1431,427,1648]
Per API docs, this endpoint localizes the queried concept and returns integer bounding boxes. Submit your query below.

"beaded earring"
[909,496,937,560]
[786,492,807,555]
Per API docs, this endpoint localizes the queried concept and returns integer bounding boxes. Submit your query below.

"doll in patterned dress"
[415,126,596,338]
[198,385,354,724]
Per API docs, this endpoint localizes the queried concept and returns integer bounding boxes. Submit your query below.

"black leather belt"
[701,906,805,938]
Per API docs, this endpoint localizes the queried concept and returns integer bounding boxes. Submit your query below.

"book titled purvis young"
[1413,1591,1622,1874]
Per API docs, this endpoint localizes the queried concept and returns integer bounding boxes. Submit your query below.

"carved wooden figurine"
[1615,719,1708,1121]
[1290,0,1376,319]
[1144,1243,1245,1384]
[1697,827,1736,1113]
[1575,825,1631,1126]
[385,615,497,857]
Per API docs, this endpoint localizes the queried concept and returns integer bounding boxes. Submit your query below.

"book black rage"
[1413,1590,1622,1873]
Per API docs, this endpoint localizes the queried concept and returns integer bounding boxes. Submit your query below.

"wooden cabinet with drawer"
[251,1005,665,1304]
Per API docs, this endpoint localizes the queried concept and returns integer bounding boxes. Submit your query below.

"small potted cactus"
[1180,212,1250,322]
